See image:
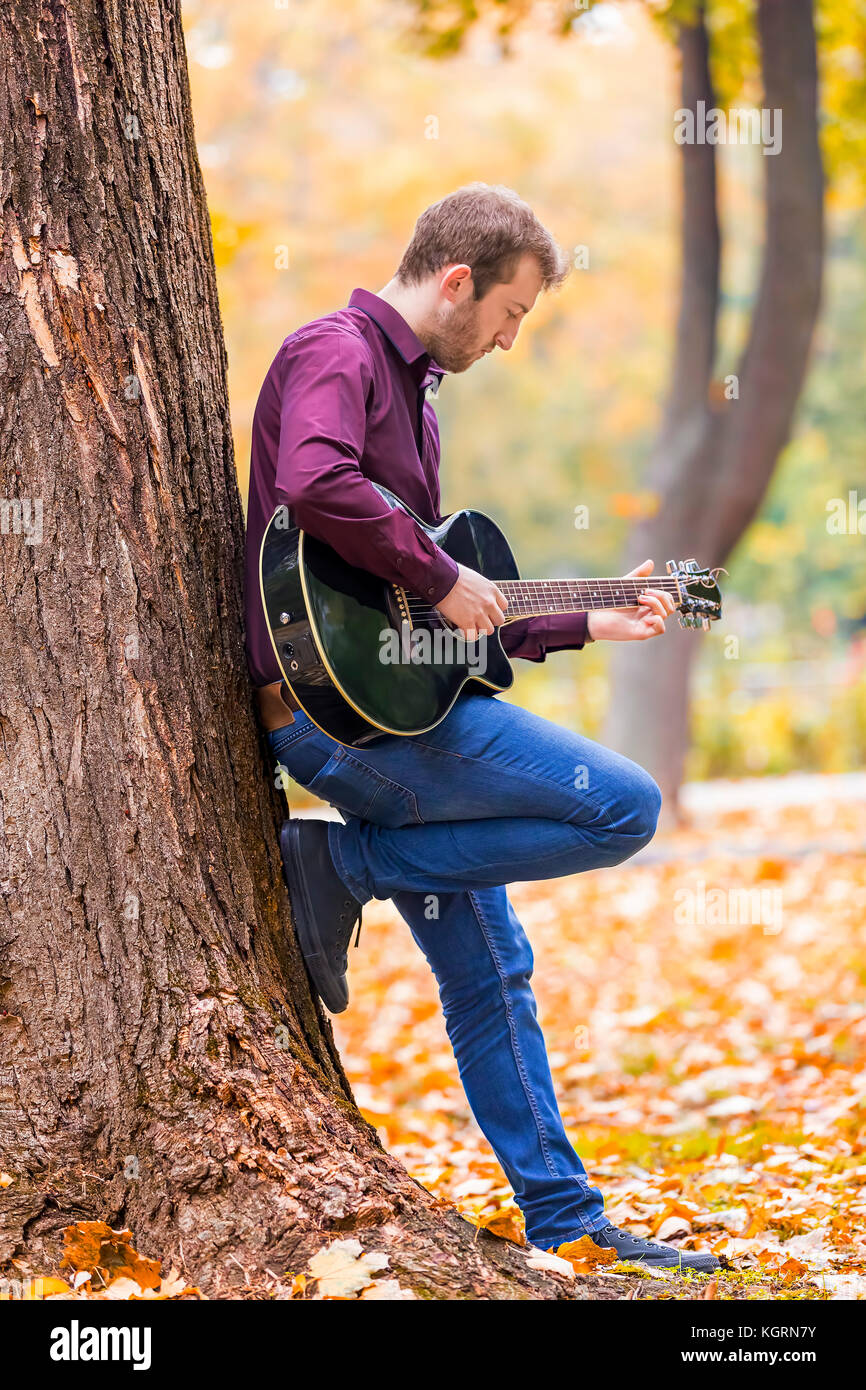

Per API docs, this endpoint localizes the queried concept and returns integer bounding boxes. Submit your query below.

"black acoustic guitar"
[259,485,722,747]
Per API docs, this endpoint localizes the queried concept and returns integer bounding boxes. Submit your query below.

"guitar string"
[402,577,710,628]
[404,580,682,620]
[405,580,681,604]
[405,580,681,599]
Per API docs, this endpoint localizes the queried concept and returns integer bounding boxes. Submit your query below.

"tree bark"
[0,0,573,1299]
[604,0,823,816]
[604,10,720,813]
[701,0,824,564]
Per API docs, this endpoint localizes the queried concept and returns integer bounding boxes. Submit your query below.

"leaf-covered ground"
[5,780,863,1300]
[333,780,866,1300]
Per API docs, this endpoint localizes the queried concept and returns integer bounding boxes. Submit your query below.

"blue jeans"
[266,690,661,1248]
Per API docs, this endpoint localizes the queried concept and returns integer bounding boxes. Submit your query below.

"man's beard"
[424,297,486,373]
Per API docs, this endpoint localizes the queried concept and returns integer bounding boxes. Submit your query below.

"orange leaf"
[61,1221,161,1291]
[756,858,786,880]
[596,1140,623,1160]
[475,1206,525,1244]
[555,1237,618,1272]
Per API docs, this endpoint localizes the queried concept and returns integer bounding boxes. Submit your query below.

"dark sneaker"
[279,820,363,1014]
[590,1223,720,1274]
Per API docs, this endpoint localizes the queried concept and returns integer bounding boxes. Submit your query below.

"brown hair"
[396,184,569,300]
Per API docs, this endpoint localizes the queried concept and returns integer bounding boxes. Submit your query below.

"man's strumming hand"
[586,559,677,642]
[436,564,508,642]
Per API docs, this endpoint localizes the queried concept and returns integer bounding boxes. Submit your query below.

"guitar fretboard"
[497,577,679,619]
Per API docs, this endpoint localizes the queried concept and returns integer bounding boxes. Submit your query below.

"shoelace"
[335,900,363,963]
[599,1224,715,1267]
[600,1224,668,1255]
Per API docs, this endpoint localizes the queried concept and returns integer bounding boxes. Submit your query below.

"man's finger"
[642,587,676,615]
[638,592,668,619]
[625,558,653,579]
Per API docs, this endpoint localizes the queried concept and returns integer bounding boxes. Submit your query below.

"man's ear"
[438,263,473,303]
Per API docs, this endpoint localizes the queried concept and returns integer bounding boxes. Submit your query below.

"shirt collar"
[349,287,443,388]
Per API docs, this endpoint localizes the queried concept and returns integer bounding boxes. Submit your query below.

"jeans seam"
[535,1215,610,1248]
[467,889,560,1182]
[327,823,370,905]
[338,753,424,825]
[268,723,316,755]
[564,1186,607,1237]
[408,739,618,836]
[427,820,636,885]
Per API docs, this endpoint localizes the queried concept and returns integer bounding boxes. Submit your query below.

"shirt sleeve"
[500,612,591,662]
[275,326,459,602]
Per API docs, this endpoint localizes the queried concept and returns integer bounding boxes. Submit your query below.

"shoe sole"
[531,1241,719,1275]
[280,821,349,1015]
[623,1255,720,1274]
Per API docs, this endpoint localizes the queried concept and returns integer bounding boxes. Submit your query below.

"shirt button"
[427,587,435,595]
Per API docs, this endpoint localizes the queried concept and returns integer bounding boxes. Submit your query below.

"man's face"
[426,254,545,374]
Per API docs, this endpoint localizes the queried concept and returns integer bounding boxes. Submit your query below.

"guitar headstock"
[666,559,723,631]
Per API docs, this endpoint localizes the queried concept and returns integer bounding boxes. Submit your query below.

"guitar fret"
[406,574,682,622]
[496,576,678,618]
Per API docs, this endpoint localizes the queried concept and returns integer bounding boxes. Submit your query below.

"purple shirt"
[244,288,589,687]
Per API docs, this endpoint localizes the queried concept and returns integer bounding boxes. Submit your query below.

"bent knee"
[632,769,662,842]
[603,764,661,863]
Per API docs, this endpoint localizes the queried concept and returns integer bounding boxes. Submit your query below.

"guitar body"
[260,485,519,746]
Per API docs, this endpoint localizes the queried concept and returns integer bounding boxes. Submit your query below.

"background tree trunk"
[0,0,574,1298]
[604,0,824,816]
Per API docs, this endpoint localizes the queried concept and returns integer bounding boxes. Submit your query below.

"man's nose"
[494,327,516,351]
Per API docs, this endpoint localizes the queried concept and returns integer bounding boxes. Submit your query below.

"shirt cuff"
[500,611,590,662]
[398,542,459,604]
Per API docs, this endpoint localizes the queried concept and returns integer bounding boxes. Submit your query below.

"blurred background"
[183,0,866,801]
[181,2,866,1277]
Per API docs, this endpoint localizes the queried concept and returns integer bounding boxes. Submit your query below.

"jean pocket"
[307,749,422,828]
[269,720,338,788]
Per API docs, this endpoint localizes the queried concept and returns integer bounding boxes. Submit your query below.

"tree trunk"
[604,11,720,814]
[604,0,823,816]
[0,0,573,1299]
[701,0,824,565]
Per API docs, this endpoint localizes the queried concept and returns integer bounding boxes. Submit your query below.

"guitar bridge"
[386,584,413,632]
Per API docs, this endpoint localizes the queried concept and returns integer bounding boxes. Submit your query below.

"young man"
[244,184,719,1273]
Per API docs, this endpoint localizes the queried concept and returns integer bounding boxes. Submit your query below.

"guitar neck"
[498,576,679,620]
